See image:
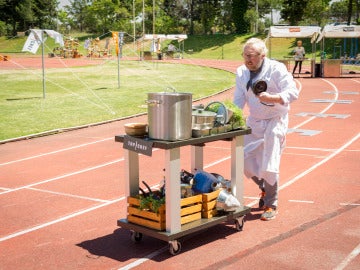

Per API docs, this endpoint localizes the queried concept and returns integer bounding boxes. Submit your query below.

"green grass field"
[0,59,234,141]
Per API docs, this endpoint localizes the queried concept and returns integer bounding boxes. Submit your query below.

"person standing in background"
[292,40,305,76]
[234,38,299,221]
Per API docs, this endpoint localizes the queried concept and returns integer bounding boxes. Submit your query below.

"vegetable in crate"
[138,180,165,213]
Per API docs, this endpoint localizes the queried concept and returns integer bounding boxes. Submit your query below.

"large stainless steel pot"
[147,92,192,140]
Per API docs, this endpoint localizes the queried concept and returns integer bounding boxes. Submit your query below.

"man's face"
[243,46,264,72]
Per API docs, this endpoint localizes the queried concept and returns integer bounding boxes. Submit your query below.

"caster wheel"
[235,217,244,231]
[169,240,182,255]
[130,231,143,242]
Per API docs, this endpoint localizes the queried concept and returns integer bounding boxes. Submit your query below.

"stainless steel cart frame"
[115,128,252,255]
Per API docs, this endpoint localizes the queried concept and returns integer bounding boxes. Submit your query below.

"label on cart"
[123,135,153,156]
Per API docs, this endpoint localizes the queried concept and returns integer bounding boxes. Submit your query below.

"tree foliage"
[0,0,58,35]
[0,0,359,37]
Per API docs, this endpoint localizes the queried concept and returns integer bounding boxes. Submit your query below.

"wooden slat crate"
[127,196,166,230]
[127,194,203,231]
[202,189,221,218]
[180,194,202,225]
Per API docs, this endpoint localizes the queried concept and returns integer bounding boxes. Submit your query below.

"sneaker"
[259,190,265,209]
[260,207,278,221]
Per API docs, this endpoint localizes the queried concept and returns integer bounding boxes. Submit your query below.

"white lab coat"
[234,58,299,185]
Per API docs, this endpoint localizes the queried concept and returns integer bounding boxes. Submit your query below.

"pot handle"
[145,99,163,106]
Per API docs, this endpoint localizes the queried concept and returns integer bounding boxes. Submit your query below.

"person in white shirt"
[234,38,299,221]
[292,40,306,76]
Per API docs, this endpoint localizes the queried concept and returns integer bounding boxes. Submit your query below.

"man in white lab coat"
[234,38,299,221]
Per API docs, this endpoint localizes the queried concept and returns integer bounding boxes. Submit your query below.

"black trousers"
[293,61,303,74]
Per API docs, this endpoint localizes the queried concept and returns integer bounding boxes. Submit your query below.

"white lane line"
[27,187,111,203]
[292,78,338,130]
[286,146,337,152]
[0,158,124,195]
[334,242,360,270]
[279,132,360,191]
[118,246,169,270]
[0,137,113,166]
[0,196,125,242]
[340,203,360,206]
[288,200,314,204]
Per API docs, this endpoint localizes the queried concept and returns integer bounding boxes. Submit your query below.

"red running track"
[0,58,359,270]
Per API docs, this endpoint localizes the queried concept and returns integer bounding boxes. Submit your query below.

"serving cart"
[115,128,251,255]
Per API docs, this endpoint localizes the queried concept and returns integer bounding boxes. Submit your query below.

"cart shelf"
[115,128,252,255]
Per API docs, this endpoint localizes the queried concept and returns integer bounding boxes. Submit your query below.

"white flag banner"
[44,29,64,47]
[22,31,42,54]
[22,29,64,54]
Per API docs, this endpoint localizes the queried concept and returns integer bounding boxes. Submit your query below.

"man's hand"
[258,92,284,105]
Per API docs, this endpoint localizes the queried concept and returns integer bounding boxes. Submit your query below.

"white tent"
[141,34,188,42]
[268,26,321,42]
[317,25,360,41]
[139,34,188,58]
[267,26,321,59]
[316,25,360,58]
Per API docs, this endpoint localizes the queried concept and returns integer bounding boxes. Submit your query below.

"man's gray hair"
[243,38,268,56]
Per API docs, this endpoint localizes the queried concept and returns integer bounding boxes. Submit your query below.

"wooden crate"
[127,194,202,231]
[202,189,221,218]
[180,194,202,225]
[127,196,166,230]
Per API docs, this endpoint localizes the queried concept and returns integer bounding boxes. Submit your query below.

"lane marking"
[323,91,358,95]
[295,112,351,119]
[27,187,111,203]
[334,242,360,270]
[0,137,113,166]
[288,200,314,204]
[292,78,338,130]
[283,152,327,158]
[0,158,124,195]
[287,128,322,136]
[0,196,125,242]
[310,99,353,104]
[340,203,360,206]
[118,246,169,270]
[280,132,360,191]
[286,146,337,152]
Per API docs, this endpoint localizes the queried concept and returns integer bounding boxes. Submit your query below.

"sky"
[58,0,70,8]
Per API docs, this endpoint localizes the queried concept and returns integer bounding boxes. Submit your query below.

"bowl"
[124,123,148,136]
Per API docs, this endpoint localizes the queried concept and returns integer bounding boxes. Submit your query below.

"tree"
[330,0,360,24]
[232,0,249,34]
[0,0,58,35]
[303,0,330,26]
[281,0,310,25]
[65,0,91,32]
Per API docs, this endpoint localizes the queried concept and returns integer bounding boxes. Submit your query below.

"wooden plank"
[180,204,202,216]
[180,212,202,225]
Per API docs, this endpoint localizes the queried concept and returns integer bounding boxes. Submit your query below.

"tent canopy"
[268,26,321,43]
[316,25,360,42]
[141,34,188,42]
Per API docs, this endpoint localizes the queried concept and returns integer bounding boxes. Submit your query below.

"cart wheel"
[130,231,143,242]
[235,217,245,231]
[169,240,182,255]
